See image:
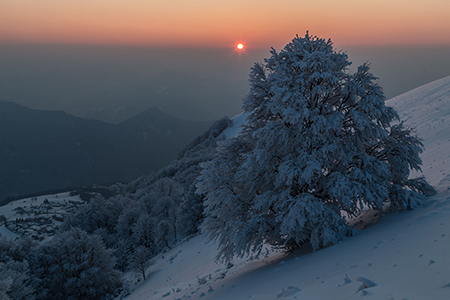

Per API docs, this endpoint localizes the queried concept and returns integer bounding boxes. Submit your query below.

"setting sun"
[236,43,244,50]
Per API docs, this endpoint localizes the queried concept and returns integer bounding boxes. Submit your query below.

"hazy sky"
[1,1,449,122]
[2,0,449,47]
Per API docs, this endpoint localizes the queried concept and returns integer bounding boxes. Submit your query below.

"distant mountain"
[0,102,213,202]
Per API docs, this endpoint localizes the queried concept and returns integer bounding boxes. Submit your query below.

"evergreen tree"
[197,33,435,262]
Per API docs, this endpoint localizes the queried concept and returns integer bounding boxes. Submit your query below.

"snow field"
[126,190,450,300]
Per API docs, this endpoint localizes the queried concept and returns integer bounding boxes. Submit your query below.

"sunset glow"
[0,0,449,48]
[236,43,244,50]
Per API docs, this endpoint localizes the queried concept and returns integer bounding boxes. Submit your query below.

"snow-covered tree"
[197,33,435,261]
[155,219,174,249]
[131,213,155,249]
[116,206,142,240]
[0,236,38,300]
[151,178,183,242]
[62,195,124,235]
[129,246,152,281]
[31,228,121,300]
[0,261,35,300]
[176,185,205,238]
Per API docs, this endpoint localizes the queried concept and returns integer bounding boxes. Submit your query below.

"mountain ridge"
[0,101,214,202]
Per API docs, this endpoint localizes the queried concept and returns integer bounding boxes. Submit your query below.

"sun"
[236,43,244,50]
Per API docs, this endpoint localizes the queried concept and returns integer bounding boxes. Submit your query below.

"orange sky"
[1,0,450,48]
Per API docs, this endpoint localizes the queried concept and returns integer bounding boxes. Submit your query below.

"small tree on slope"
[197,33,435,262]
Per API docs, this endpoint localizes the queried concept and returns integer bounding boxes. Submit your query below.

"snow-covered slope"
[125,77,450,300]
[386,76,450,188]
[221,112,247,139]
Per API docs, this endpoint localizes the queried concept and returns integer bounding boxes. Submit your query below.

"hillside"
[386,76,450,188]
[124,76,450,300]
[0,102,212,202]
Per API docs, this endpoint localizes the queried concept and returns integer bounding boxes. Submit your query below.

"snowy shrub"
[197,32,435,261]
